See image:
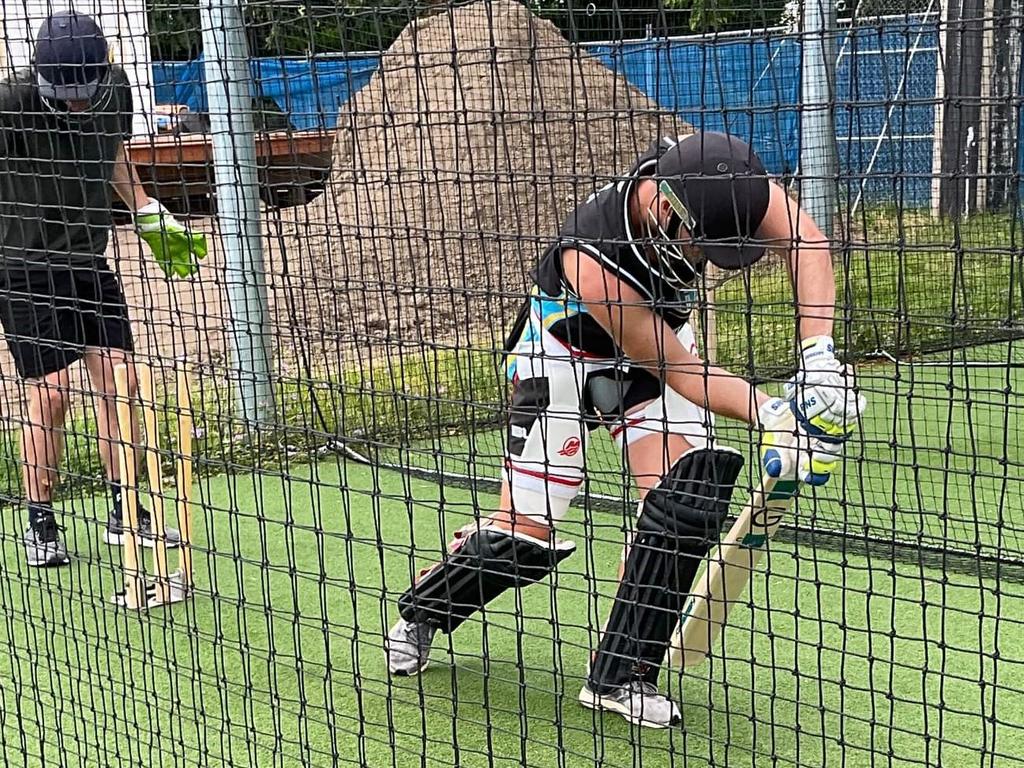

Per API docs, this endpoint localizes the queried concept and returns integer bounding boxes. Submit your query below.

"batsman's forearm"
[793,243,836,341]
[664,364,770,426]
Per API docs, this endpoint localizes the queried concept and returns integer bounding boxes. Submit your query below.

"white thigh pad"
[615,324,715,449]
[505,354,588,524]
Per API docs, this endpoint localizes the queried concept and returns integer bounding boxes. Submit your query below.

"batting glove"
[784,335,867,439]
[135,199,208,278]
[758,397,844,487]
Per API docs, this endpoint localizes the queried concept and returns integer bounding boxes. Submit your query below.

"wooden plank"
[124,128,335,205]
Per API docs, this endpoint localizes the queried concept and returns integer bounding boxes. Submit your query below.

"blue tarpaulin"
[588,20,941,204]
[151,19,943,205]
[252,56,380,131]
[589,36,801,179]
[151,54,380,131]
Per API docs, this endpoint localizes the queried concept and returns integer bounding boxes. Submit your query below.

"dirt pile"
[281,0,689,364]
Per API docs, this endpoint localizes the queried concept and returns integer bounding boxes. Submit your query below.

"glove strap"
[800,335,835,354]
[789,399,850,444]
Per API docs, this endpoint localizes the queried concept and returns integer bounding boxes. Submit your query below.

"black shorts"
[0,260,135,380]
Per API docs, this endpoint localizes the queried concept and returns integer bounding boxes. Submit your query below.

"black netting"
[0,1,1021,766]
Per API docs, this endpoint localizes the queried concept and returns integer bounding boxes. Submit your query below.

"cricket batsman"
[0,11,206,566]
[386,131,867,727]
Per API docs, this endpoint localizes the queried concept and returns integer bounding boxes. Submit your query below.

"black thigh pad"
[583,367,661,430]
[587,447,744,693]
[398,527,576,633]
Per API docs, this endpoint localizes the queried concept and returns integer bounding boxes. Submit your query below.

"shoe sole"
[577,686,679,729]
[104,531,181,549]
[389,659,430,677]
[26,556,71,568]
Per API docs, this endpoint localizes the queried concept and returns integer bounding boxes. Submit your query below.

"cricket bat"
[667,429,802,669]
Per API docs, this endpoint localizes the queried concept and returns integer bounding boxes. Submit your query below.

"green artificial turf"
[0,450,1021,768]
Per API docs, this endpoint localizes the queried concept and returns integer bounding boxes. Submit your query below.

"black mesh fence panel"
[0,1,1021,766]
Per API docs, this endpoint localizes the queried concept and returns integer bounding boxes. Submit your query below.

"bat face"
[668,470,802,669]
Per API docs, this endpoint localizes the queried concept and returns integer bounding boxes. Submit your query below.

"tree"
[147,0,419,60]
[148,0,791,61]
[527,0,787,37]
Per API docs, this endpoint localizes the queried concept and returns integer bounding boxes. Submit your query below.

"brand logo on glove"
[801,396,818,410]
[558,437,582,457]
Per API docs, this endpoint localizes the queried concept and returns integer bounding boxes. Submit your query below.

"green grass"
[1,455,1021,768]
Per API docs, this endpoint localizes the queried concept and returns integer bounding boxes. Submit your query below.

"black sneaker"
[23,517,70,568]
[104,509,181,549]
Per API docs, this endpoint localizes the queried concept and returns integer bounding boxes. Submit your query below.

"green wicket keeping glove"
[135,199,208,278]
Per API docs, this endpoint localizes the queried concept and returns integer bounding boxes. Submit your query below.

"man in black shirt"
[387,132,867,726]
[0,11,207,566]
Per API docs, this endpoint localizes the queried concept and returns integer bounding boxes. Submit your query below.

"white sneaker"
[386,618,437,676]
[579,680,681,729]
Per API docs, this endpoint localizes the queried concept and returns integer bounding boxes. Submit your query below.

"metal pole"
[800,0,839,237]
[938,0,986,217]
[931,0,949,216]
[199,0,275,426]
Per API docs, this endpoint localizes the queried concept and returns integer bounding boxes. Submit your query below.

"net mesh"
[0,0,1021,766]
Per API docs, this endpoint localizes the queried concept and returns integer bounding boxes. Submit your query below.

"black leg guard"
[588,447,744,693]
[398,526,576,633]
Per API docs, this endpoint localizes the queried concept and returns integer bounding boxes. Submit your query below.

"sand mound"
[279,0,689,363]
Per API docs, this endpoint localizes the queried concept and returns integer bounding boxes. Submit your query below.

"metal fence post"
[800,0,839,237]
[199,0,275,426]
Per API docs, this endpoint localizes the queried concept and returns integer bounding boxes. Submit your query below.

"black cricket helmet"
[34,11,115,120]
[651,132,771,284]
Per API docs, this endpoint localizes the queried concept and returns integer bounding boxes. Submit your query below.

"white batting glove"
[758,397,844,487]
[784,336,867,439]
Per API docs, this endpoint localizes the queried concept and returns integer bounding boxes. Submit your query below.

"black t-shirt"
[0,66,134,268]
[531,136,700,356]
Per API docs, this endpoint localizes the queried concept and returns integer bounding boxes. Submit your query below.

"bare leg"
[18,369,76,565]
[81,347,138,486]
[485,477,554,541]
[21,369,72,509]
[628,431,693,500]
